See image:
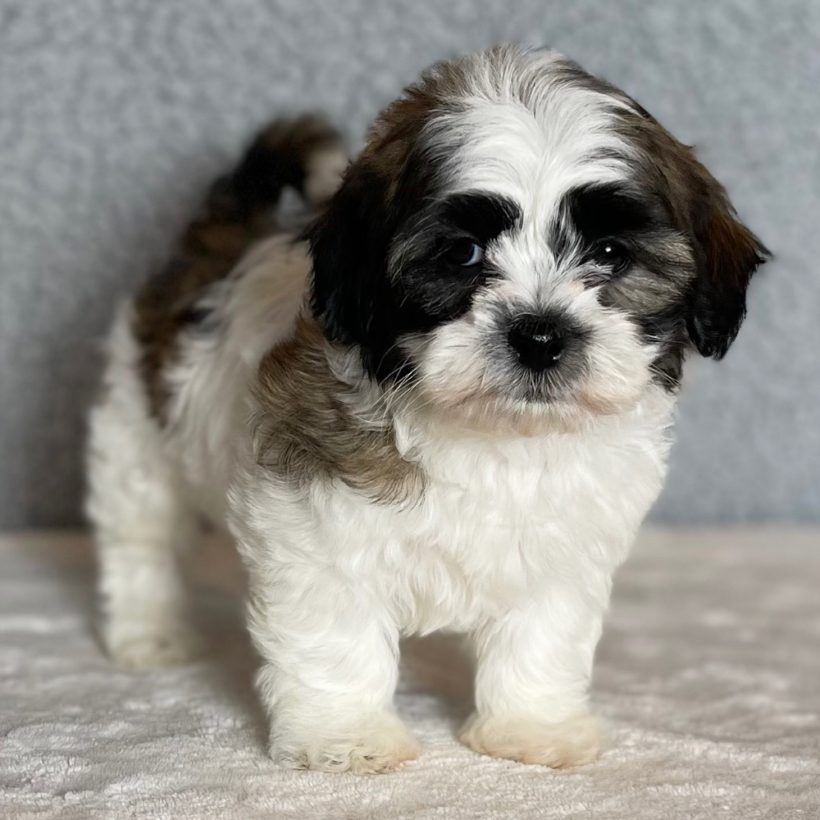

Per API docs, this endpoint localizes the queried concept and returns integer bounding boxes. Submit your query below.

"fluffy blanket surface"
[1,530,818,818]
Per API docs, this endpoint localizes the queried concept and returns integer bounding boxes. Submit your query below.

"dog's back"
[131,116,346,421]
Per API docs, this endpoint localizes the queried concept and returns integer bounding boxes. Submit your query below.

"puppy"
[87,45,767,773]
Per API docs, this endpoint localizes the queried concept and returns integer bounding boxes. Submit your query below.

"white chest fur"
[235,388,675,636]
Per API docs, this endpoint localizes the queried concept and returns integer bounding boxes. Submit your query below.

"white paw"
[272,712,420,774]
[105,617,206,670]
[460,712,605,768]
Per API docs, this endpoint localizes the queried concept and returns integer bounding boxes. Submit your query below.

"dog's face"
[310,46,767,427]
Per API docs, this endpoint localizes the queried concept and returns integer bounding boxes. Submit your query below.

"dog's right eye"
[446,239,484,267]
[589,239,632,275]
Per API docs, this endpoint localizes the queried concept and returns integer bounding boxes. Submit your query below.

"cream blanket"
[1,531,818,818]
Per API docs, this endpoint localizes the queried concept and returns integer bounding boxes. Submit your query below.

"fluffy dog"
[87,45,767,773]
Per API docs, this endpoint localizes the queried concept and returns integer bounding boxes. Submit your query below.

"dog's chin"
[410,377,649,437]
[408,325,658,436]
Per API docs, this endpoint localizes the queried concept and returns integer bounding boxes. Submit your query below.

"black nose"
[508,314,566,372]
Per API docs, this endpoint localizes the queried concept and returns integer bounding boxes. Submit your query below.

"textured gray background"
[0,0,818,528]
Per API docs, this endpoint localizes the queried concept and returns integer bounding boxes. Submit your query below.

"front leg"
[461,579,610,768]
[246,564,419,774]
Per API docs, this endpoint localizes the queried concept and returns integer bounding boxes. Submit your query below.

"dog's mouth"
[492,351,590,408]
[515,372,581,405]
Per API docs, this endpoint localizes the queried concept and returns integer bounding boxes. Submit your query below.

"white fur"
[88,47,681,773]
[86,305,205,668]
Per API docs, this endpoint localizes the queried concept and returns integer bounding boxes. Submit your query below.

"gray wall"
[1,0,818,528]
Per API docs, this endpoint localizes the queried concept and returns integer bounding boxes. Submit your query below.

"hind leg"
[86,311,204,669]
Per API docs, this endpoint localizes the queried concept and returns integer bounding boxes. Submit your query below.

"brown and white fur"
[87,46,767,773]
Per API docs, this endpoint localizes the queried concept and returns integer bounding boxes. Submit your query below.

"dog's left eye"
[590,239,632,274]
[446,239,484,267]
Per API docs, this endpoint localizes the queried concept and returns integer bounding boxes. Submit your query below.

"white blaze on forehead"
[444,96,631,202]
[424,50,635,216]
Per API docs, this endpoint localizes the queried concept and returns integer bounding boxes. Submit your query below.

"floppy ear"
[685,177,769,359]
[307,164,395,352]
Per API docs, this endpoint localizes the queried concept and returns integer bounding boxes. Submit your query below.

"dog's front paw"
[272,712,420,774]
[459,711,605,768]
[104,616,206,670]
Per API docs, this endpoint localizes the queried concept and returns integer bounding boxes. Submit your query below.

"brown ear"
[686,178,769,359]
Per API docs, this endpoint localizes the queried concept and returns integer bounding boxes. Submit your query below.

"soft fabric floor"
[1,530,818,819]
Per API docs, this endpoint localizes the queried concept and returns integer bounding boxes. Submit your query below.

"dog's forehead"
[422,61,639,220]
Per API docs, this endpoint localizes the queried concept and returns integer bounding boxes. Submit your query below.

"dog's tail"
[219,114,347,218]
[178,115,348,264]
[133,115,347,418]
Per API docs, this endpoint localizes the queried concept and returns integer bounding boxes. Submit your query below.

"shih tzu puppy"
[87,45,767,773]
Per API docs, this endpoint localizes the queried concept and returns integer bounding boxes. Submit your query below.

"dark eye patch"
[565,183,659,242]
[553,183,676,284]
[388,192,520,327]
[438,192,522,244]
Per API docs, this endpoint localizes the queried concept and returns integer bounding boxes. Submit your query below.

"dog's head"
[309,45,768,429]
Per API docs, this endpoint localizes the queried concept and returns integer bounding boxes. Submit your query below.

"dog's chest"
[333,398,674,631]
[412,418,665,549]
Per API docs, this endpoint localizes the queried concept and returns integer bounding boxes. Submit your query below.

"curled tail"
[228,115,349,217]
[179,114,347,263]
[133,114,347,418]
